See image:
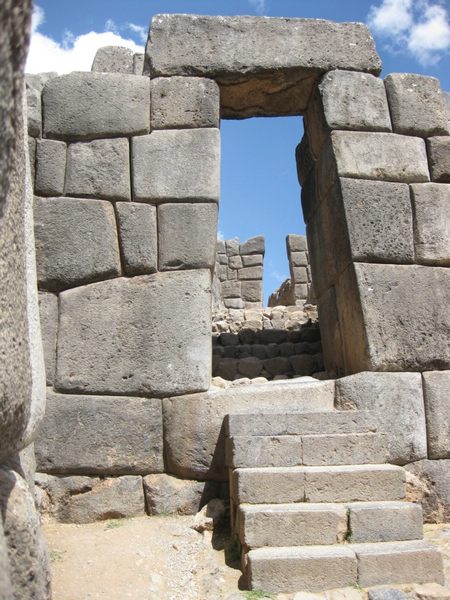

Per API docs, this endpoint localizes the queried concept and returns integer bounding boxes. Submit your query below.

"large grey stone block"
[163,380,335,480]
[151,76,220,129]
[132,128,220,202]
[336,372,427,465]
[65,138,131,201]
[35,392,163,475]
[405,459,450,523]
[240,236,265,255]
[410,183,450,266]
[91,45,134,74]
[34,197,121,292]
[226,435,302,468]
[422,371,450,459]
[38,292,58,386]
[384,74,449,137]
[35,139,66,196]
[158,203,217,270]
[0,468,51,600]
[43,72,150,140]
[148,15,381,118]
[56,271,211,396]
[241,280,262,303]
[36,473,145,523]
[427,137,450,183]
[302,432,388,466]
[26,84,41,137]
[116,202,157,275]
[336,264,450,373]
[348,501,423,543]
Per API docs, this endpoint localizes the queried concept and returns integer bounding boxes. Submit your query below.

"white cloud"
[367,0,450,65]
[25,5,145,74]
[127,23,148,44]
[248,0,267,16]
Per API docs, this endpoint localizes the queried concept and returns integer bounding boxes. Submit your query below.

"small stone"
[191,498,226,532]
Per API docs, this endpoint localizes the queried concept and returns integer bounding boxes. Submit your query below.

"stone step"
[237,501,423,548]
[225,409,378,437]
[231,464,405,504]
[226,432,388,468]
[246,540,444,594]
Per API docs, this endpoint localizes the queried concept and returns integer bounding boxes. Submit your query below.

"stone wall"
[268,234,314,306]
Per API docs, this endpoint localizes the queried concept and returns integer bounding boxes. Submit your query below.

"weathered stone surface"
[0,468,51,600]
[240,236,265,255]
[26,84,41,137]
[410,184,450,266]
[241,280,262,303]
[368,589,409,600]
[132,129,220,202]
[384,74,449,137]
[352,540,444,587]
[427,137,450,183]
[43,72,150,140]
[0,517,12,600]
[35,139,66,196]
[35,392,163,474]
[317,286,344,376]
[116,202,157,275]
[151,76,220,129]
[226,239,240,256]
[28,137,35,184]
[325,131,430,183]
[405,459,450,523]
[143,473,222,515]
[133,53,144,75]
[336,264,450,373]
[91,45,134,73]
[241,254,263,267]
[238,503,347,548]
[36,473,145,523]
[302,433,388,466]
[25,72,58,94]
[158,203,217,269]
[34,197,121,292]
[56,271,211,396]
[163,380,335,480]
[423,371,450,459]
[336,372,426,465]
[247,545,357,593]
[38,293,58,385]
[226,435,302,468]
[238,266,263,280]
[148,15,381,118]
[65,138,131,201]
[348,501,423,543]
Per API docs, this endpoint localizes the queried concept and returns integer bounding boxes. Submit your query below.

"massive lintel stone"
[35,392,163,475]
[43,72,150,140]
[147,15,381,118]
[56,271,211,396]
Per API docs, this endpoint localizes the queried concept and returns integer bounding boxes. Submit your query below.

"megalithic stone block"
[116,202,158,275]
[91,46,134,74]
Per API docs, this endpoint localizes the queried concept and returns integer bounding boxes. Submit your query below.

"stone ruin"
[1,4,450,597]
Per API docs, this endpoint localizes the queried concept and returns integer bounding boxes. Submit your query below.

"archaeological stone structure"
[1,6,450,597]
[268,234,314,306]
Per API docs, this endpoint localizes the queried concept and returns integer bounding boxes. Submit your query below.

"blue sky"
[27,0,450,302]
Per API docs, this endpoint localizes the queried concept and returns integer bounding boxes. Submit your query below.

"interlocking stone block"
[148,15,381,118]
[336,264,450,373]
[231,467,306,504]
[28,136,36,183]
[116,203,157,275]
[302,433,388,466]
[238,503,347,548]
[26,84,41,137]
[91,45,134,73]
[34,197,121,292]
[384,74,449,137]
[410,183,450,266]
[405,459,450,523]
[151,76,220,129]
[427,137,450,183]
[241,254,263,267]
[56,271,211,396]
[133,53,144,75]
[38,292,58,386]
[35,139,66,196]
[132,129,220,202]
[221,280,241,298]
[336,372,426,465]
[226,435,302,468]
[238,266,263,280]
[240,236,265,255]
[247,545,357,593]
[423,371,450,459]
[26,72,58,93]
[348,501,423,543]
[296,133,315,186]
[143,474,223,515]
[35,392,163,475]
[43,72,150,140]
[158,203,217,270]
[65,138,131,201]
[241,280,262,303]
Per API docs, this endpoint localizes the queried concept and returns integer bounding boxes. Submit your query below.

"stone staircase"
[225,410,445,594]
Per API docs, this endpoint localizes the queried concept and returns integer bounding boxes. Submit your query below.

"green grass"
[49,549,66,563]
[104,519,124,530]
[243,591,275,599]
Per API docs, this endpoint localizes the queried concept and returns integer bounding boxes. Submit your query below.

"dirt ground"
[44,517,450,600]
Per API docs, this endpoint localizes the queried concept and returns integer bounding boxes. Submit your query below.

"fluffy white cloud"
[25,6,145,74]
[248,0,267,16]
[368,0,450,65]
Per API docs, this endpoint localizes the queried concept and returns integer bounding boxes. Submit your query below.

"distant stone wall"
[213,236,264,310]
[268,234,314,306]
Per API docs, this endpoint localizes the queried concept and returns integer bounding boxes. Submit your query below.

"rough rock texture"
[335,372,427,465]
[38,292,58,385]
[43,72,150,140]
[34,197,121,292]
[0,517,12,600]
[147,15,381,117]
[35,392,164,475]
[36,473,145,523]
[56,271,211,396]
[116,203,158,275]
[427,137,450,183]
[422,371,450,459]
[35,139,66,196]
[91,45,134,74]
[410,184,450,266]
[151,76,220,129]
[405,459,450,523]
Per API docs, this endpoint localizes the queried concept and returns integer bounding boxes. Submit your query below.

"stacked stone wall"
[268,234,314,306]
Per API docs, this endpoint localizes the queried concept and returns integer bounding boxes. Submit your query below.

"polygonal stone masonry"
[91,46,134,74]
[38,292,58,386]
[427,137,450,183]
[35,139,66,196]
[115,202,157,275]
[26,84,41,137]
[422,371,450,459]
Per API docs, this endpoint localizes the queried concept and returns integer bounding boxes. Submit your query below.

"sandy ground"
[44,517,450,600]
